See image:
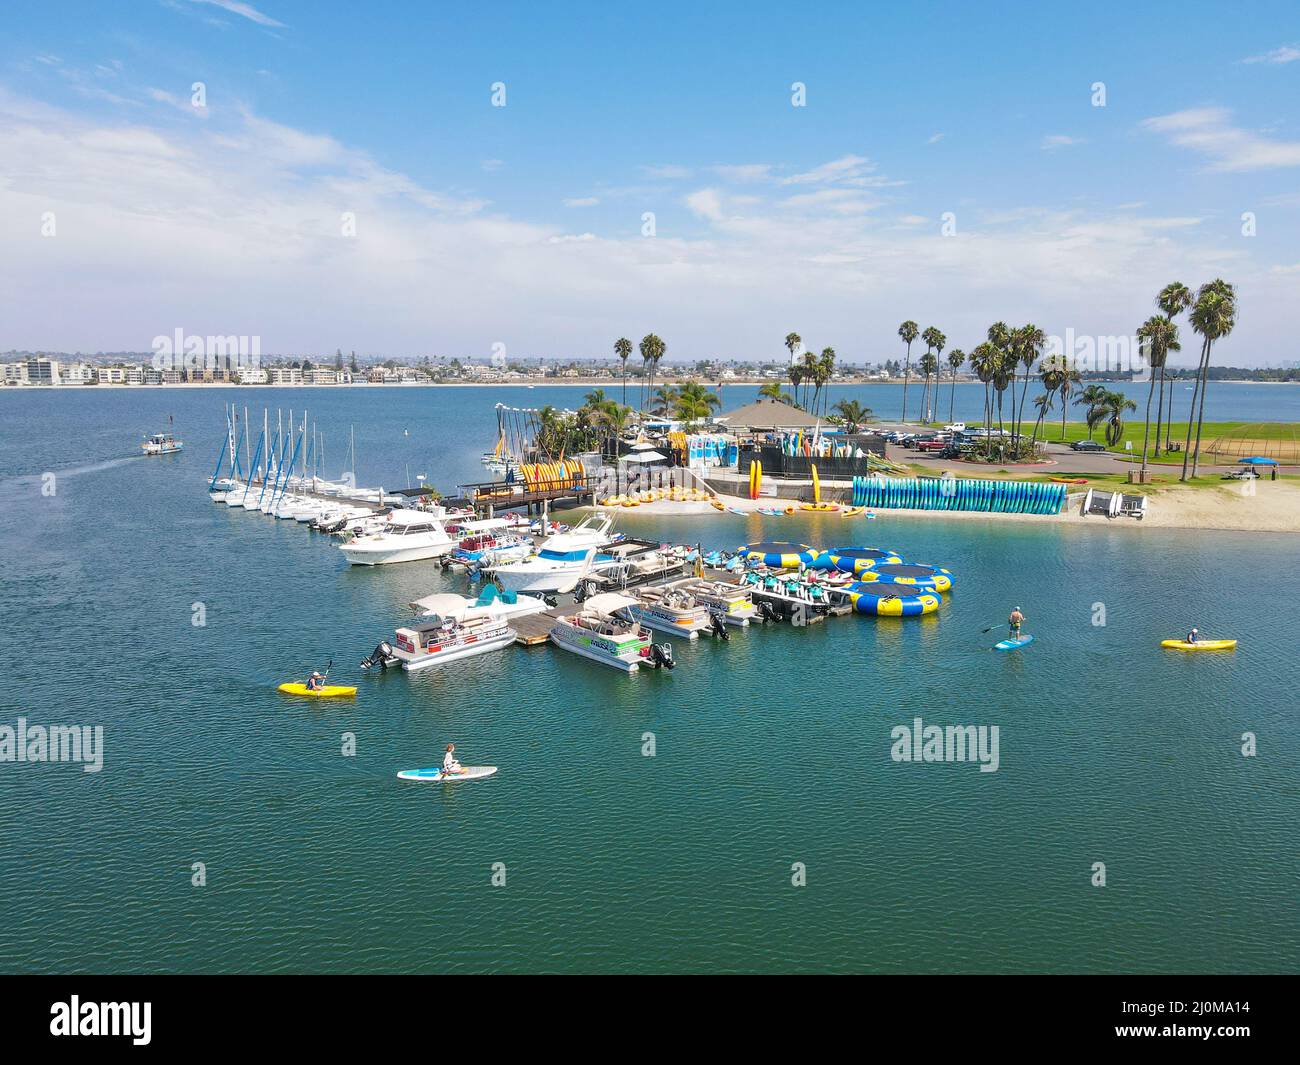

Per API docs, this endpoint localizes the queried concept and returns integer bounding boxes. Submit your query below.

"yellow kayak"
[1160,639,1237,652]
[278,682,358,698]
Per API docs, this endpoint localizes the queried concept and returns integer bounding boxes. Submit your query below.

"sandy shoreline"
[596,481,1300,533]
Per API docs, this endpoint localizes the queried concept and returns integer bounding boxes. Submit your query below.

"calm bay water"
[0,386,1297,973]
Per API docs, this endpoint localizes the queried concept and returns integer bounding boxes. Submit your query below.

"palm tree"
[919,327,945,423]
[898,321,919,422]
[800,348,818,409]
[816,347,836,416]
[1029,391,1055,448]
[1183,280,1237,479]
[638,334,665,414]
[784,332,802,369]
[918,351,938,423]
[759,380,790,403]
[1100,389,1137,447]
[1155,282,1192,453]
[788,364,803,408]
[1056,363,1081,440]
[614,337,632,407]
[674,381,721,426]
[651,384,678,418]
[832,399,872,432]
[1012,324,1045,448]
[1136,315,1179,475]
[946,348,966,424]
[1075,384,1108,439]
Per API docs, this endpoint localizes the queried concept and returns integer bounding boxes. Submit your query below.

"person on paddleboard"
[306,671,325,692]
[442,744,465,776]
[1186,627,1199,644]
[1008,607,1025,638]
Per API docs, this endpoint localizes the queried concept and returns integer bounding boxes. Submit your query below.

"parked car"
[943,422,966,433]
[1070,439,1107,452]
[916,436,951,452]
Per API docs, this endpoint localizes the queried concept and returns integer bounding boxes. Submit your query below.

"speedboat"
[548,593,674,673]
[485,514,621,594]
[338,509,455,566]
[656,578,757,627]
[142,433,183,456]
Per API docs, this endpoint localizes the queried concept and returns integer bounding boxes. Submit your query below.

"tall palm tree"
[898,321,919,422]
[968,342,999,456]
[919,327,945,424]
[816,347,836,416]
[918,351,938,423]
[638,334,665,414]
[1155,282,1192,453]
[614,337,632,408]
[784,332,802,369]
[1012,324,1045,448]
[800,348,818,409]
[1029,391,1055,448]
[946,348,966,424]
[832,399,872,432]
[788,364,803,408]
[1136,315,1179,475]
[1056,364,1081,440]
[1182,280,1237,479]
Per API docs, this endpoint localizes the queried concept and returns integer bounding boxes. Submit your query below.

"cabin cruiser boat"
[657,578,758,627]
[338,508,455,566]
[548,592,674,673]
[484,514,621,594]
[142,433,183,456]
[627,584,728,640]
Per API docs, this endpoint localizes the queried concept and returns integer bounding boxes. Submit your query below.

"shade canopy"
[620,451,667,463]
[1238,456,1279,465]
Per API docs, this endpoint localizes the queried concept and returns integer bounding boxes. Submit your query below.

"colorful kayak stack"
[850,476,1067,515]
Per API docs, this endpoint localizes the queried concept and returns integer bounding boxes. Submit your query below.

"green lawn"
[954,420,1298,463]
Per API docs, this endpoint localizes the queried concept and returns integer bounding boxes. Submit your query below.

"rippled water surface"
[0,387,1296,973]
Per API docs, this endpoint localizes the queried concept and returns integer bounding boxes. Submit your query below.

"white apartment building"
[269,367,304,385]
[25,358,60,385]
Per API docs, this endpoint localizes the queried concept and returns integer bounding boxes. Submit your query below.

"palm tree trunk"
[1159,366,1170,457]
[1190,345,1214,477]
[948,370,957,424]
[1139,370,1156,475]
[901,344,911,423]
[1180,340,1208,481]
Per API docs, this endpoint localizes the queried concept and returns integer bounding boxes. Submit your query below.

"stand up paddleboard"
[994,634,1034,651]
[397,766,498,783]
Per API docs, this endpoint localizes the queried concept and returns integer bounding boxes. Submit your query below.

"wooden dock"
[510,608,566,647]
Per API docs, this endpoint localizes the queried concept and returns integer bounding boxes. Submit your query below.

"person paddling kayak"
[305,671,325,692]
[442,743,465,776]
[1186,627,1199,644]
[1008,607,1025,639]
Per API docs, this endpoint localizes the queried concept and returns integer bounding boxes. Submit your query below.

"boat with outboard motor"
[548,592,675,673]
[624,584,728,640]
[338,508,456,566]
[655,577,758,627]
[143,432,183,456]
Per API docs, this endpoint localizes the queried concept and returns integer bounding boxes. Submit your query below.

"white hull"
[340,541,455,566]
[629,608,704,639]
[493,558,620,594]
[549,630,640,672]
[398,629,516,670]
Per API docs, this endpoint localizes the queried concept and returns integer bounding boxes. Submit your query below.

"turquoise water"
[1,388,1297,973]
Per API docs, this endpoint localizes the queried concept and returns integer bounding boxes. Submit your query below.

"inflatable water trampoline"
[853,561,953,593]
[815,546,905,574]
[737,541,819,569]
[845,580,940,616]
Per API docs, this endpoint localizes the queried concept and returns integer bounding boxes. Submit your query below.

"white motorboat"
[486,514,620,594]
[142,432,183,456]
[362,589,546,672]
[410,587,549,622]
[338,509,455,566]
[548,593,674,673]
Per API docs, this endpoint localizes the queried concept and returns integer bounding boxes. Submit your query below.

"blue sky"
[2,0,1298,364]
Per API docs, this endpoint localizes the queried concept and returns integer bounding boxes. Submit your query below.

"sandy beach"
[596,481,1300,533]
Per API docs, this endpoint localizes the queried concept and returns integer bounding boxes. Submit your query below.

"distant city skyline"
[2,1,1298,365]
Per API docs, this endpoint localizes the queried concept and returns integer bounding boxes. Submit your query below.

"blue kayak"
[994,634,1034,651]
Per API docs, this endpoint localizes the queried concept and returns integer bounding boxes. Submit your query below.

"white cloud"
[480,158,504,171]
[684,188,724,221]
[1041,134,1082,150]
[1141,106,1300,171]
[642,164,690,179]
[187,0,285,28]
[712,163,773,183]
[563,196,599,207]
[1243,44,1300,64]
[927,132,944,144]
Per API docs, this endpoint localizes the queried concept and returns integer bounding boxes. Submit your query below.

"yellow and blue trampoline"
[737,541,819,569]
[815,546,905,574]
[853,561,953,593]
[846,580,940,616]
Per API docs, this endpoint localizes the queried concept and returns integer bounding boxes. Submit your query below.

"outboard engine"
[360,641,395,671]
[573,579,595,603]
[541,594,559,608]
[709,611,730,641]
[649,642,675,670]
[757,600,780,624]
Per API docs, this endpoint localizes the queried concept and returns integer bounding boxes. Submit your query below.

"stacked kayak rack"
[850,476,1066,515]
